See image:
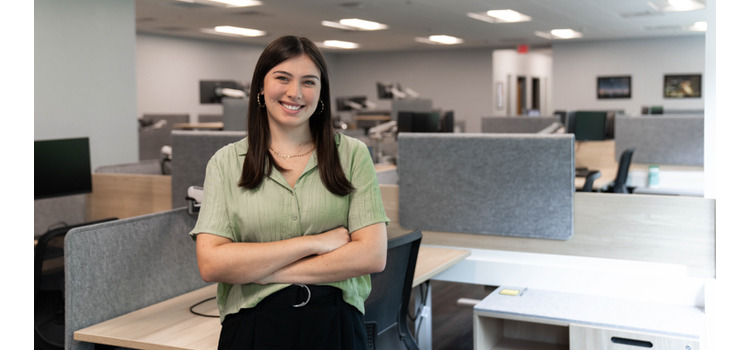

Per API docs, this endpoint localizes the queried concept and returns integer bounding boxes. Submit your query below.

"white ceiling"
[135,0,708,53]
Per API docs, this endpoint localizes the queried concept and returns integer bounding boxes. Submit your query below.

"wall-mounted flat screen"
[35,137,92,199]
[597,76,631,99]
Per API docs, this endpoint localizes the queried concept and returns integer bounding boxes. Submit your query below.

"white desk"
[629,165,704,196]
[474,287,704,349]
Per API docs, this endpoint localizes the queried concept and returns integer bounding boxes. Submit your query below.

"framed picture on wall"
[664,74,702,98]
[597,76,631,99]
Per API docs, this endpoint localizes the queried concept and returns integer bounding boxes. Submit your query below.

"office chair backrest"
[612,148,636,193]
[364,230,422,350]
[579,170,601,193]
[35,218,117,349]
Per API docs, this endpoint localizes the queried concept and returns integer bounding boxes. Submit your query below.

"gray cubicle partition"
[64,209,208,350]
[171,130,246,208]
[481,116,561,134]
[391,98,432,121]
[139,113,189,161]
[615,115,704,166]
[222,97,249,131]
[398,133,575,240]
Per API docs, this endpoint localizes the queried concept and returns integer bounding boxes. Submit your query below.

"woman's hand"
[312,226,351,255]
[258,222,387,285]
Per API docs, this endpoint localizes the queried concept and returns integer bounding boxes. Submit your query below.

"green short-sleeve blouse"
[189,133,390,322]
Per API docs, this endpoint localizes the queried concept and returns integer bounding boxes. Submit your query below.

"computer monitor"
[573,111,608,141]
[35,137,93,199]
[199,80,244,104]
[440,111,454,133]
[376,82,394,99]
[397,111,441,133]
[336,96,368,111]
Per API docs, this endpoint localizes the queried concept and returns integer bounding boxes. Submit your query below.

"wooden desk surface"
[379,184,715,279]
[174,122,224,130]
[74,246,469,350]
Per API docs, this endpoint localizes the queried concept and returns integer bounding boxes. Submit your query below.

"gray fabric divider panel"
[94,158,163,175]
[199,114,223,123]
[398,133,574,240]
[64,208,208,350]
[481,116,560,133]
[34,194,88,238]
[139,114,189,161]
[615,115,704,166]
[391,98,432,121]
[222,98,249,131]
[171,130,246,208]
[377,168,399,185]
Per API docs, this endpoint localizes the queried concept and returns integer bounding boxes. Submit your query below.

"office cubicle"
[615,115,704,166]
[170,130,246,208]
[222,98,248,132]
[481,116,561,134]
[398,133,575,240]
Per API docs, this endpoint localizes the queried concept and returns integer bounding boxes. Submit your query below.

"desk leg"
[414,281,432,350]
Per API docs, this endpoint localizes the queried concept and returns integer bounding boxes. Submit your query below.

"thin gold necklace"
[268,145,315,160]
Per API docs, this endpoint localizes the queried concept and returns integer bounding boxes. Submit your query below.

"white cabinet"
[473,288,703,350]
[569,324,700,350]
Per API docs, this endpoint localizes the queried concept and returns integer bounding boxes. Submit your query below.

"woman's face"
[261,54,322,132]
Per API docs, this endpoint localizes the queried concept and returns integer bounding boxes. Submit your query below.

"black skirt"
[218,284,368,350]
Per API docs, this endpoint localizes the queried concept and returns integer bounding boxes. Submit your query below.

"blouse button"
[292,214,298,220]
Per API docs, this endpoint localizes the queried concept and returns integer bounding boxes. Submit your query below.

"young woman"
[189,35,389,350]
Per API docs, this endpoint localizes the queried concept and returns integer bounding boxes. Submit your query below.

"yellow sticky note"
[499,288,521,296]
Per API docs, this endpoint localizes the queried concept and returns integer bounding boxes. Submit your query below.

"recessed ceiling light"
[321,18,388,31]
[536,29,583,40]
[550,29,583,39]
[467,9,531,23]
[661,0,705,12]
[208,0,262,7]
[688,21,707,32]
[206,26,266,37]
[321,40,360,49]
[179,0,262,7]
[487,10,531,23]
[415,35,464,45]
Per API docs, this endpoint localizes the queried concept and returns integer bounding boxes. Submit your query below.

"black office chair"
[364,229,422,350]
[34,218,117,350]
[602,148,636,194]
[577,170,601,192]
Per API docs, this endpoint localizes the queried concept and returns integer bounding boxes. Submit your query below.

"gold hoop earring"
[257,93,266,108]
[315,100,324,115]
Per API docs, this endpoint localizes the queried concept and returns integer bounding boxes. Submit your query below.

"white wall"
[330,49,495,133]
[35,0,137,169]
[551,36,705,116]
[136,34,266,123]
[136,37,495,133]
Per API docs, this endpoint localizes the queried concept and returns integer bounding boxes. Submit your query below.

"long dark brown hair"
[238,35,354,196]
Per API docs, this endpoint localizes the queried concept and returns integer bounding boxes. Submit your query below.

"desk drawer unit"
[473,287,704,350]
[569,324,700,350]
